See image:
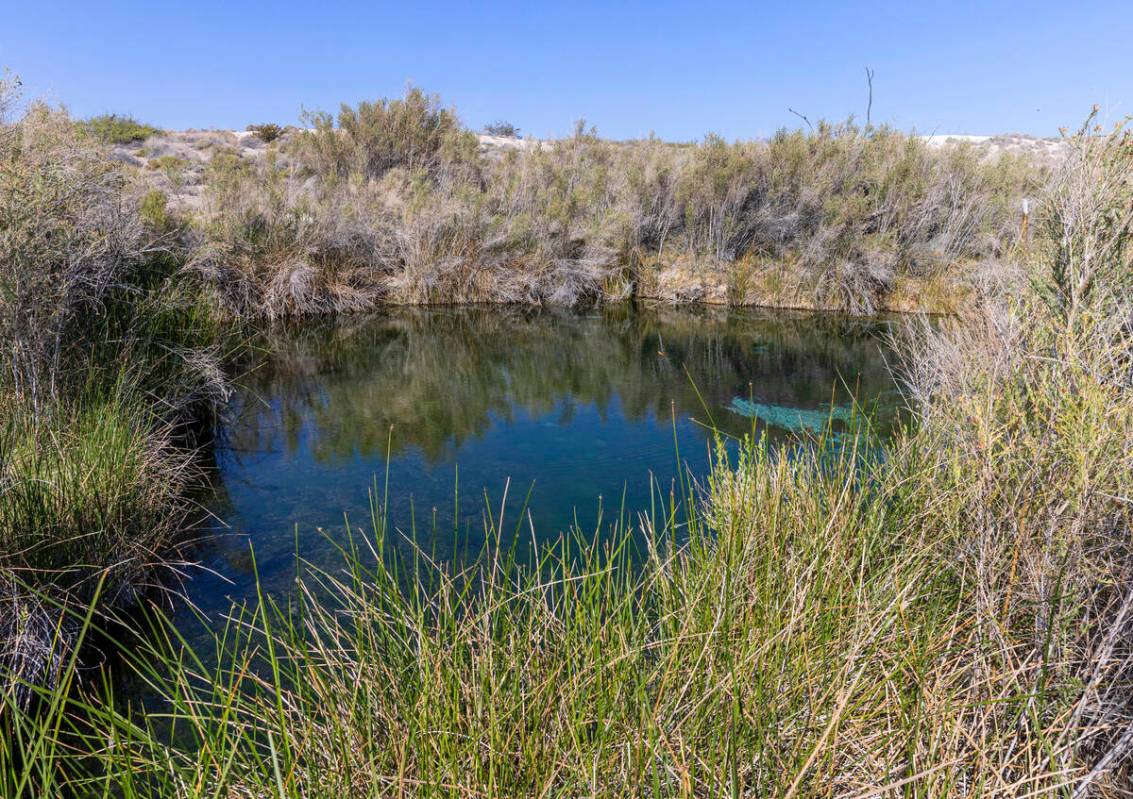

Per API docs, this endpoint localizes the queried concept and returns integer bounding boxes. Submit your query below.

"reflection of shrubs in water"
[231,307,901,463]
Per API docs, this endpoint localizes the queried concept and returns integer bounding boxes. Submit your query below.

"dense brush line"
[183,92,1035,317]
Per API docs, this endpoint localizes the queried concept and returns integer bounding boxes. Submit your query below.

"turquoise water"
[182,304,903,618]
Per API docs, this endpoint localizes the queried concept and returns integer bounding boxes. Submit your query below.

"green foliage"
[0,98,234,696]
[0,394,188,583]
[483,120,521,138]
[247,122,285,143]
[139,188,169,229]
[296,87,479,181]
[76,112,161,144]
[144,154,188,172]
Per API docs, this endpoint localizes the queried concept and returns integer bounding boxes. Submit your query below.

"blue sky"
[3,1,1130,140]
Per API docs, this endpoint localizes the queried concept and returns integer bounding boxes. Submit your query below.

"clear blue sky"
[3,1,1130,140]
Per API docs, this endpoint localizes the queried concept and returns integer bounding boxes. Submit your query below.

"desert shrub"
[76,112,161,144]
[295,87,479,182]
[675,133,765,260]
[880,117,1133,792]
[1035,111,1133,328]
[628,121,1037,312]
[145,154,188,172]
[618,135,686,254]
[1,105,223,402]
[189,88,1036,314]
[484,120,521,138]
[1,103,148,398]
[0,96,231,696]
[189,145,391,317]
[246,122,284,143]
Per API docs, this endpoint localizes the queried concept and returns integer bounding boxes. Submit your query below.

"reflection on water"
[187,304,904,619]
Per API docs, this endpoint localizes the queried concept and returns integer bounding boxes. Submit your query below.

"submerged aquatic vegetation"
[726,396,855,431]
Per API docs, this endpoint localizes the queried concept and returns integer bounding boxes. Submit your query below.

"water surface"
[187,304,903,616]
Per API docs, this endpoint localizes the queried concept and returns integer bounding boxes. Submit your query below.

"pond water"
[182,304,905,620]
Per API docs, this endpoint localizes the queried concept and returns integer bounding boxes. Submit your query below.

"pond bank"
[3,80,1131,795]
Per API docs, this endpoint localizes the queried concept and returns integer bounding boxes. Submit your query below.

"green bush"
[246,122,284,143]
[296,87,479,181]
[145,154,188,172]
[483,120,521,138]
[76,113,161,144]
[2,103,145,394]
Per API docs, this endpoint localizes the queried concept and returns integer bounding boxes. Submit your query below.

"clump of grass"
[0,398,188,577]
[138,189,170,230]
[145,154,188,172]
[0,393,194,697]
[77,113,162,144]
